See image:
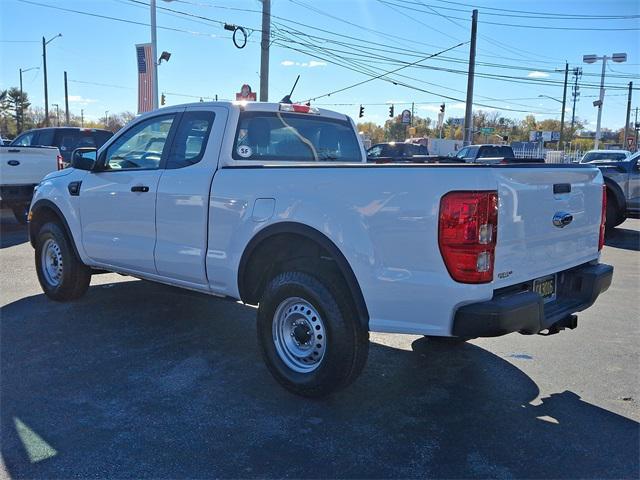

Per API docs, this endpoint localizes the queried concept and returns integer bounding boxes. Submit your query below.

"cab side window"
[166,111,215,169]
[12,131,35,146]
[104,114,175,170]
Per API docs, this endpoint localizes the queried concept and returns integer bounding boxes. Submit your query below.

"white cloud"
[385,99,407,104]
[280,60,327,68]
[527,71,550,78]
[450,102,466,110]
[68,95,97,105]
[418,105,441,112]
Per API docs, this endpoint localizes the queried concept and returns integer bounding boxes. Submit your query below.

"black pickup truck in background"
[453,144,544,164]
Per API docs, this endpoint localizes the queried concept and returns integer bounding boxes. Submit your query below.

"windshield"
[233,112,362,162]
[581,152,628,163]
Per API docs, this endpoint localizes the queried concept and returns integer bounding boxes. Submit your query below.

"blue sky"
[1,0,638,129]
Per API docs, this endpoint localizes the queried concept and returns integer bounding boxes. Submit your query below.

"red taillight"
[599,185,606,251]
[438,191,498,283]
[56,154,64,170]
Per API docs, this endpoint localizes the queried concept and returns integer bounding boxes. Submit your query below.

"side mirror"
[71,147,97,171]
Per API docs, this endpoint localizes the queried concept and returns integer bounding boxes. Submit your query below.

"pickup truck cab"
[1,144,62,222]
[29,102,613,397]
[367,142,429,162]
[12,127,113,166]
[453,144,544,164]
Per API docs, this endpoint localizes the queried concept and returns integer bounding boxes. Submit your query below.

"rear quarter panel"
[207,165,499,336]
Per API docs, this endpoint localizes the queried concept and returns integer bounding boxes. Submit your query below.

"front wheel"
[257,271,369,397]
[35,222,91,301]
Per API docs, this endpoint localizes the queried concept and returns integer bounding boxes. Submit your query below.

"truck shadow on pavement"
[1,280,638,479]
[605,226,640,252]
[0,212,28,249]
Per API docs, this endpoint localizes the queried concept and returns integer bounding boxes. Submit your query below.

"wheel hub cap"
[41,238,63,287]
[272,297,326,373]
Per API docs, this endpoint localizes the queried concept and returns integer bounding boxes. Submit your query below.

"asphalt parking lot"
[1,212,638,479]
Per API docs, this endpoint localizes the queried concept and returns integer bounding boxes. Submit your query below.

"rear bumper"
[452,263,613,338]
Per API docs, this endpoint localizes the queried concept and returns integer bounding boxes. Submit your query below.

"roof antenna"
[280,75,300,104]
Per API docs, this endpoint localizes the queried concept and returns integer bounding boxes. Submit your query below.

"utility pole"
[150,0,159,109]
[463,9,478,145]
[634,106,639,150]
[559,62,568,149]
[64,71,70,126]
[81,109,84,127]
[570,67,582,134]
[42,34,62,126]
[105,110,109,128]
[623,81,633,148]
[259,0,271,102]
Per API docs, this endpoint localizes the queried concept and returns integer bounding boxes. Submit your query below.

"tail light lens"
[56,154,64,170]
[439,191,498,283]
[599,185,606,251]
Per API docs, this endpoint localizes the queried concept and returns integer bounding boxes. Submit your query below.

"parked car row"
[1,127,113,223]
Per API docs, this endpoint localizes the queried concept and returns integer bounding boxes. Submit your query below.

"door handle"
[7,160,20,166]
[7,149,20,153]
[131,185,149,192]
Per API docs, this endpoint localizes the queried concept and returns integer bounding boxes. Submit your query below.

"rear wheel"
[605,192,625,229]
[35,222,91,301]
[257,271,369,397]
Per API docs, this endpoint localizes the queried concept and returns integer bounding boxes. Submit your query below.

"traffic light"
[440,103,445,113]
[161,93,166,106]
[389,104,394,118]
[359,105,365,118]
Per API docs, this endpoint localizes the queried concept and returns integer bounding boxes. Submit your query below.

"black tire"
[605,193,625,230]
[257,271,369,397]
[35,221,91,301]
[11,204,29,224]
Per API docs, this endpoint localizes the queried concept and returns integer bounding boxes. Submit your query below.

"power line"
[378,0,640,31]
[431,0,640,19]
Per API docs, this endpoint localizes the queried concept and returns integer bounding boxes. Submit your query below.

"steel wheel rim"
[272,297,327,373]
[41,238,63,287]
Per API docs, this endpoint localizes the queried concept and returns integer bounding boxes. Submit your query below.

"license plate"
[533,274,556,303]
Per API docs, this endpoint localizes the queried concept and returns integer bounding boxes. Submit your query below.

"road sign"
[451,118,464,126]
[235,84,257,101]
[480,127,494,135]
[551,131,560,141]
[401,109,412,124]
[530,131,542,142]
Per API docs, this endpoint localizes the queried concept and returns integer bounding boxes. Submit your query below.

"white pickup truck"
[28,102,613,396]
[1,144,62,222]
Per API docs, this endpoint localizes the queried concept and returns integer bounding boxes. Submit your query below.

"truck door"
[154,106,228,286]
[627,153,640,212]
[79,113,179,274]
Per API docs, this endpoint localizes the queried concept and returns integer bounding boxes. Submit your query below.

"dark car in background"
[11,127,113,165]
[453,144,544,164]
[367,142,429,162]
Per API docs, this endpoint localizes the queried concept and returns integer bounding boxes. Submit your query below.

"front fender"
[29,169,91,264]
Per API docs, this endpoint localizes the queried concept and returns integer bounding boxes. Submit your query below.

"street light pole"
[52,103,60,126]
[259,0,271,102]
[584,53,627,149]
[42,33,62,126]
[18,66,38,133]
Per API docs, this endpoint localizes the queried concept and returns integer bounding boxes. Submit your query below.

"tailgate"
[0,147,59,186]
[492,166,602,287]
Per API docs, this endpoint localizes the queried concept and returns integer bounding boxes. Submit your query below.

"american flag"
[136,43,154,113]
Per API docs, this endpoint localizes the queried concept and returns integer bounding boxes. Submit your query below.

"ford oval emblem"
[553,212,573,228]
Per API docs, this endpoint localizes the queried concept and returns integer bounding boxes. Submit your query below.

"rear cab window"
[233,111,362,162]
